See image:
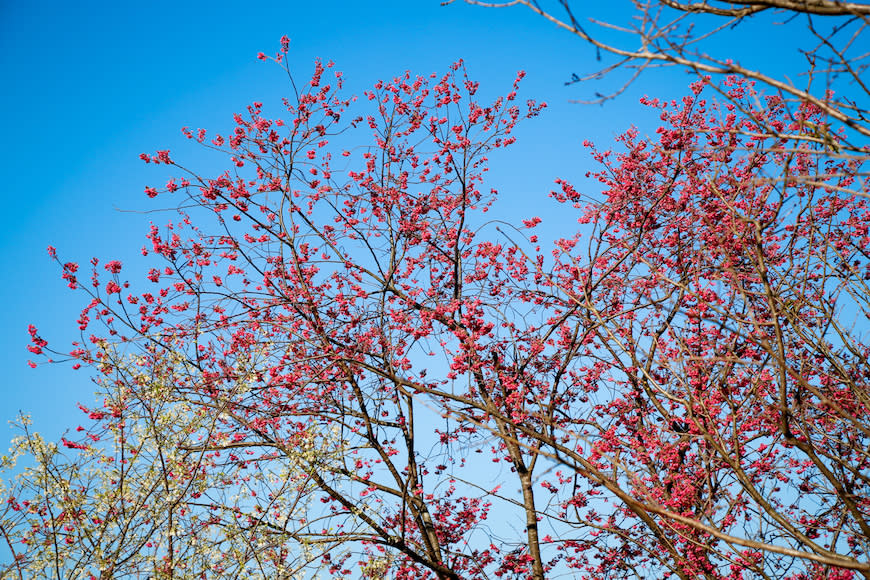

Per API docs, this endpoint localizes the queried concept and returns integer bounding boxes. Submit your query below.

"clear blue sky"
[0,1,804,441]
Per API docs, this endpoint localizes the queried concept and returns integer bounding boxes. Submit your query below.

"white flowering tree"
[1,343,344,579]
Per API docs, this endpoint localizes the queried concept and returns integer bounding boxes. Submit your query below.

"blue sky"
[0,0,807,441]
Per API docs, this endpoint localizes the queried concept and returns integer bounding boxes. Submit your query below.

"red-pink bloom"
[61,438,88,450]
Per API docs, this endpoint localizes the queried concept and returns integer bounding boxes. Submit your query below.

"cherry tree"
[6,36,869,579]
[526,78,870,578]
[10,40,549,580]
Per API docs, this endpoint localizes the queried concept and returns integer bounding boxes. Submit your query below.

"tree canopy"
[3,4,869,578]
